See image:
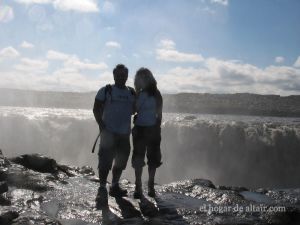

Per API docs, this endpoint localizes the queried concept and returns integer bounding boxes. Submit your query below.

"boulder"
[0,181,8,194]
[0,211,19,224]
[10,154,58,173]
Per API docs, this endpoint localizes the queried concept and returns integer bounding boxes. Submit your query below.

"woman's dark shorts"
[131,125,162,169]
[98,129,130,171]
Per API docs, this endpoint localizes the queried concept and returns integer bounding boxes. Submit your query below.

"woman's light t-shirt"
[135,91,157,127]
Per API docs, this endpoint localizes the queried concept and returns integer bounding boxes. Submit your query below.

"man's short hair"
[113,64,128,77]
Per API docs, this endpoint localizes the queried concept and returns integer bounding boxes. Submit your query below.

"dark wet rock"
[7,164,54,192]
[217,185,249,192]
[0,181,8,194]
[255,188,269,194]
[261,207,300,225]
[191,178,216,189]
[0,195,10,206]
[0,211,19,224]
[56,164,79,177]
[161,179,216,194]
[184,115,197,121]
[79,165,95,176]
[266,189,300,206]
[1,151,300,225]
[9,154,58,174]
[12,215,61,225]
[0,170,8,182]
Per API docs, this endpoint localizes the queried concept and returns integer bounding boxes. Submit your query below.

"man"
[93,64,135,209]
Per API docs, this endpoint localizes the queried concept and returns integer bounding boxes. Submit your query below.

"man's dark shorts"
[132,125,162,168]
[98,129,130,171]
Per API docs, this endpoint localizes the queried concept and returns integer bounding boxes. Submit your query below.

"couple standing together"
[93,64,163,209]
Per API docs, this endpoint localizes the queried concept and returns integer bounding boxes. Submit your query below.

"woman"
[132,67,163,198]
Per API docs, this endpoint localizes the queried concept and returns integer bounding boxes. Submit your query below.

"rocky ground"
[1,149,300,225]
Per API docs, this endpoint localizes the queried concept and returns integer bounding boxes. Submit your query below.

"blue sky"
[0,0,300,95]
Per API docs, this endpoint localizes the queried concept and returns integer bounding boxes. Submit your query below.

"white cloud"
[294,56,300,68]
[102,1,115,13]
[1,44,299,95]
[46,49,108,71]
[64,57,108,70]
[47,50,70,61]
[159,39,176,50]
[157,57,300,95]
[0,68,114,92]
[156,49,204,63]
[133,53,140,58]
[105,41,121,48]
[37,22,54,32]
[201,6,216,15]
[155,39,297,94]
[14,0,99,13]
[2,55,300,95]
[156,39,204,63]
[275,56,284,64]
[20,41,35,49]
[14,0,51,3]
[0,47,20,59]
[53,0,99,12]
[15,58,49,73]
[210,0,229,6]
[0,5,14,23]
[1,47,112,91]
[105,26,115,30]
[47,69,112,91]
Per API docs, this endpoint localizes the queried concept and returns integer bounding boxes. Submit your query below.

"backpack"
[92,85,135,153]
[104,84,136,102]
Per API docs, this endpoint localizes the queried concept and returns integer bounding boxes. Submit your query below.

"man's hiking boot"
[133,185,143,199]
[96,187,108,210]
[109,185,128,197]
[148,183,156,198]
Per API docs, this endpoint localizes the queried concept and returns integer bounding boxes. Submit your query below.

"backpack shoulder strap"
[105,84,112,95]
[127,86,136,96]
[104,84,112,102]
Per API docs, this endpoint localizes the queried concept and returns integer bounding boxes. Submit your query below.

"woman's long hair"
[134,68,158,96]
